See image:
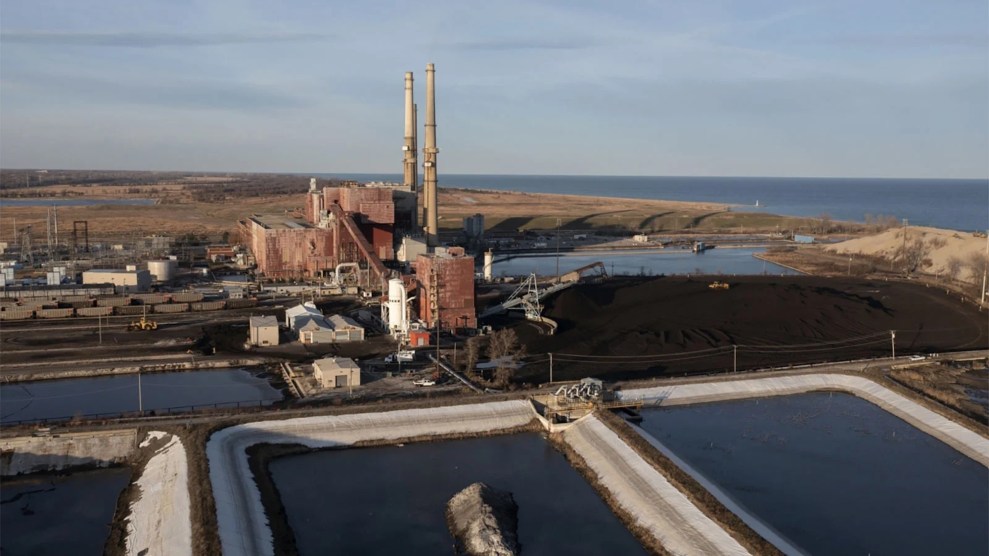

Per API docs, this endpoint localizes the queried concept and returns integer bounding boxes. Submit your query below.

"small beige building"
[82,269,152,293]
[248,316,279,347]
[313,357,361,389]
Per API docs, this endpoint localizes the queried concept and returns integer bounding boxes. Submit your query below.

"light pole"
[890,331,896,360]
[137,370,143,415]
[847,256,852,277]
[555,218,561,280]
[733,345,737,373]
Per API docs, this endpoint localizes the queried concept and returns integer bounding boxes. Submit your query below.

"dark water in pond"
[0,368,283,424]
[269,433,646,555]
[0,467,130,555]
[494,247,798,277]
[638,392,989,555]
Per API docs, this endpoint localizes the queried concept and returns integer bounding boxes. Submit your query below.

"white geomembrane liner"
[207,400,537,556]
[127,431,192,556]
[617,373,989,467]
[564,415,750,556]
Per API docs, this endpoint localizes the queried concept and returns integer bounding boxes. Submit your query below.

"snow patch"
[127,432,192,556]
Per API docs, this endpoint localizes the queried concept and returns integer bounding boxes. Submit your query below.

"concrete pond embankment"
[1,429,138,476]
[0,356,272,382]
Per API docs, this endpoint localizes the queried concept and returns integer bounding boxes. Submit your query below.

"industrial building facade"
[242,180,401,281]
[248,316,279,347]
[415,248,476,331]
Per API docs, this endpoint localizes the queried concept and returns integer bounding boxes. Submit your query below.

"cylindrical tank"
[483,250,493,282]
[387,278,406,333]
[147,260,177,282]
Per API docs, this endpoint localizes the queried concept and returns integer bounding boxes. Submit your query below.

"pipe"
[424,63,439,248]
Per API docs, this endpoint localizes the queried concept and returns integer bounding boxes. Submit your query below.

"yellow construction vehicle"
[128,307,158,331]
[708,281,730,290]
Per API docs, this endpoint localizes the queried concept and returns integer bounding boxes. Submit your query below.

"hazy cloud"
[446,37,607,51]
[0,30,328,47]
[812,33,987,48]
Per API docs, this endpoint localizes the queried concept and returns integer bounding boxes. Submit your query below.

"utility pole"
[890,331,896,360]
[982,230,988,305]
[98,314,103,345]
[733,345,737,373]
[549,352,553,384]
[555,217,561,280]
[137,370,143,415]
[847,256,852,277]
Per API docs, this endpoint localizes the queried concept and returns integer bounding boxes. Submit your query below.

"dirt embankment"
[513,276,988,383]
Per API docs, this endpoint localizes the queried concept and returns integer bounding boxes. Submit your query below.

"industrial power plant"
[239,63,475,341]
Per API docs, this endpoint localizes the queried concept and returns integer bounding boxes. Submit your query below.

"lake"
[0,368,284,424]
[493,247,798,277]
[1,467,131,556]
[637,392,989,555]
[269,433,646,555]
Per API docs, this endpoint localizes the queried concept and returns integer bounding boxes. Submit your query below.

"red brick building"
[415,248,476,331]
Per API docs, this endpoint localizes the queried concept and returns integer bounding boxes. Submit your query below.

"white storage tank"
[387,278,407,334]
[148,259,177,282]
[483,250,493,282]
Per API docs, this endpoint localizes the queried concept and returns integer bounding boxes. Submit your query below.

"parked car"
[412,378,435,387]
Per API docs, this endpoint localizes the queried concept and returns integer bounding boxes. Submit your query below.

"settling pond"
[638,392,989,555]
[494,247,797,277]
[269,432,647,555]
[0,368,283,424]
[1,467,131,555]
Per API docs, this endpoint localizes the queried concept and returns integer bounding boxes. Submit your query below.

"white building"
[285,302,323,329]
[248,316,279,347]
[313,357,361,389]
[286,302,364,344]
[82,269,152,293]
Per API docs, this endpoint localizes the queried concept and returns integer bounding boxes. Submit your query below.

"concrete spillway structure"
[423,63,439,248]
[403,71,418,230]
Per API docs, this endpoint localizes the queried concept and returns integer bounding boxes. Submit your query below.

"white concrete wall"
[618,374,989,466]
[563,415,750,555]
[207,400,537,556]
[1,430,137,476]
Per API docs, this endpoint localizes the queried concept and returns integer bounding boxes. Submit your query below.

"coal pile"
[513,276,987,383]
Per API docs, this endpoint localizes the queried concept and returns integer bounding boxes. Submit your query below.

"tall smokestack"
[403,71,418,229]
[424,62,439,248]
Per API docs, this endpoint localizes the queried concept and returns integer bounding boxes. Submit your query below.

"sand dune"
[829,226,988,283]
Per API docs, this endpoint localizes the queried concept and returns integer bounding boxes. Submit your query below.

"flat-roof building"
[313,357,361,389]
[82,269,152,293]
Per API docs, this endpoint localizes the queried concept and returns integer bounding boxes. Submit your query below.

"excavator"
[128,306,158,331]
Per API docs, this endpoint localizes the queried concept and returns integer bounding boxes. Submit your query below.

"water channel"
[637,392,989,555]
[0,368,284,424]
[493,247,797,278]
[1,467,131,555]
[269,432,647,555]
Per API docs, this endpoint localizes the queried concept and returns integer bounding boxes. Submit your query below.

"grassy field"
[1,171,858,245]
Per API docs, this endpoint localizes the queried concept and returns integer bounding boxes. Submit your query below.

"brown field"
[1,170,862,246]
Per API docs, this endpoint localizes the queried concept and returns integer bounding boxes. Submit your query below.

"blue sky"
[1,0,986,178]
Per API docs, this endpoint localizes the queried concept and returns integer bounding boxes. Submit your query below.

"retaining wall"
[0,429,138,476]
[207,400,537,556]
